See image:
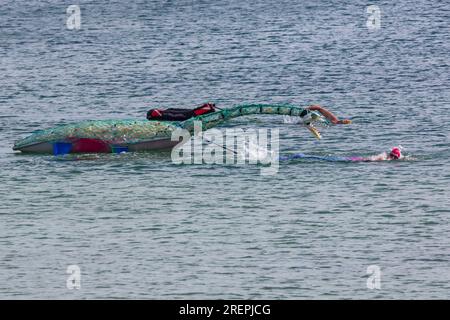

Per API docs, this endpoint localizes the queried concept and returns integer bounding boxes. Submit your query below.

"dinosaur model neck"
[181,104,307,132]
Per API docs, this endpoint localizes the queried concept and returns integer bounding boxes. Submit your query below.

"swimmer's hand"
[338,119,352,124]
[307,125,322,140]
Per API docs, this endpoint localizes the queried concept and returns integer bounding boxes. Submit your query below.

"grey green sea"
[0,0,449,299]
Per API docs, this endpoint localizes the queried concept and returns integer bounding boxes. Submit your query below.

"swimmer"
[280,147,403,162]
[306,105,352,124]
[349,146,402,162]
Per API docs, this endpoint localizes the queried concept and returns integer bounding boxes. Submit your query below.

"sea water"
[0,0,449,299]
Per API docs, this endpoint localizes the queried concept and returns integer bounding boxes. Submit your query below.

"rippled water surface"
[1,0,449,299]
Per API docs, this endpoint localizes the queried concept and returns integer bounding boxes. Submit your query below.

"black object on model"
[147,103,216,121]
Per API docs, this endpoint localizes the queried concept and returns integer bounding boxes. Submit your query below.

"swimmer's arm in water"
[349,153,389,162]
[367,153,389,161]
[307,105,352,124]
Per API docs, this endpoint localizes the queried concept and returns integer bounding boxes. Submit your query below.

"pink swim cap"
[389,147,401,159]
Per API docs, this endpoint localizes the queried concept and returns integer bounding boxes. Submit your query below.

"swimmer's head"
[300,109,313,125]
[389,147,402,160]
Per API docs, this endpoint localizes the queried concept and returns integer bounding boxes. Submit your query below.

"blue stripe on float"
[111,146,129,154]
[53,142,72,155]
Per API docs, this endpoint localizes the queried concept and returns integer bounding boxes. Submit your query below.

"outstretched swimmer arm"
[307,105,352,124]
